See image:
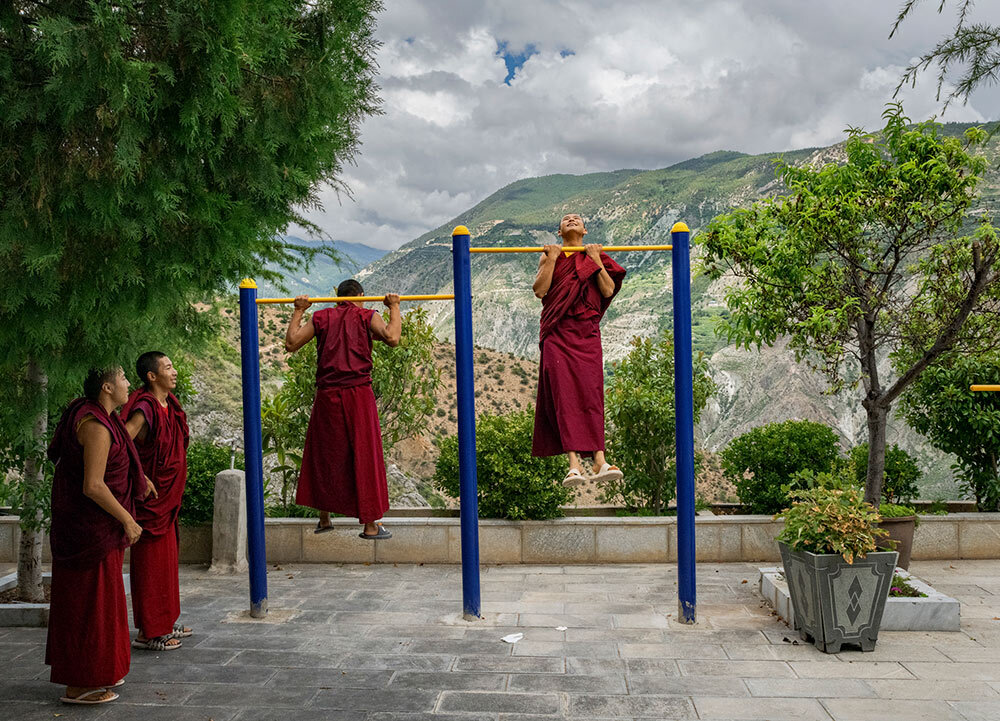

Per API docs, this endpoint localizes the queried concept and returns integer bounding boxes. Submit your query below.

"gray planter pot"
[778,541,898,653]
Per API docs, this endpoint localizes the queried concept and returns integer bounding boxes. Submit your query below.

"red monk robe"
[122,389,189,640]
[532,251,626,456]
[296,303,390,523]
[46,399,143,688]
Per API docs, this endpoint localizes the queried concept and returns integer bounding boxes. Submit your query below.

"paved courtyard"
[1,560,999,720]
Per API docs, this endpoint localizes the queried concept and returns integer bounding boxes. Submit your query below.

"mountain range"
[256,237,388,298]
[351,123,1000,498]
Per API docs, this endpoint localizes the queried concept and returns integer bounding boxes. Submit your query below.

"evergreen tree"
[891,0,1000,110]
[0,1,381,600]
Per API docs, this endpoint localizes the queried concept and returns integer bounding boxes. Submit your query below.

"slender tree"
[702,106,1000,506]
[0,1,381,600]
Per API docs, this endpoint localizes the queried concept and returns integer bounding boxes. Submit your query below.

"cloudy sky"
[295,0,1000,250]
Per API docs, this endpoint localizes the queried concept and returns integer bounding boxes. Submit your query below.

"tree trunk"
[16,359,47,603]
[864,402,888,507]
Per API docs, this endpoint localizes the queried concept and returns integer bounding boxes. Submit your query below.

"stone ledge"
[759,566,961,632]
[2,513,999,565]
[0,570,130,627]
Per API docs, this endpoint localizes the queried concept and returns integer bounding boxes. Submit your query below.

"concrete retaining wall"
[3,513,998,565]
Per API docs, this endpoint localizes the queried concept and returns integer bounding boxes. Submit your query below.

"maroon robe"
[296,304,390,523]
[532,251,626,456]
[122,389,189,638]
[46,399,142,687]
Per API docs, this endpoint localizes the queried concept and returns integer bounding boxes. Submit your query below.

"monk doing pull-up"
[531,213,626,486]
[285,279,401,539]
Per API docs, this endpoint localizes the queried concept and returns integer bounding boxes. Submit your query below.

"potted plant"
[877,502,918,570]
[776,477,898,653]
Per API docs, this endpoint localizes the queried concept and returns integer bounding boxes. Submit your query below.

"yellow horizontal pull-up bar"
[256,294,454,305]
[469,244,672,254]
[971,385,1000,391]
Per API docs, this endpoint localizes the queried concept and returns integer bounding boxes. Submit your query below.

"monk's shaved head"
[136,351,167,388]
[337,279,364,297]
[83,367,121,401]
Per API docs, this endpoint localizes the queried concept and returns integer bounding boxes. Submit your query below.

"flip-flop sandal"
[562,468,587,487]
[132,635,182,651]
[359,524,392,540]
[61,689,119,705]
[171,623,193,638]
[314,521,335,535]
[108,679,125,688]
[589,463,624,484]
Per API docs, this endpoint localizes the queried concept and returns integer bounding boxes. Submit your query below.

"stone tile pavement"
[1,560,999,720]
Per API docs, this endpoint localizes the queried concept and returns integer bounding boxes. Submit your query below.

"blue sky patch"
[496,41,539,85]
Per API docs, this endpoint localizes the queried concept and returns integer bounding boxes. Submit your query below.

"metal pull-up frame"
[237,222,697,625]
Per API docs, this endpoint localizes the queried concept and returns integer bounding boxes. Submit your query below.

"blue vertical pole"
[239,279,268,618]
[451,226,481,620]
[671,223,696,624]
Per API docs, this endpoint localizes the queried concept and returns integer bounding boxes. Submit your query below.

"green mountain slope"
[356,123,999,498]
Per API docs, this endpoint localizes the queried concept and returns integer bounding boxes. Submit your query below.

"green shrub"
[182,440,244,525]
[434,409,570,520]
[879,502,920,527]
[848,443,921,503]
[604,334,714,513]
[722,420,840,514]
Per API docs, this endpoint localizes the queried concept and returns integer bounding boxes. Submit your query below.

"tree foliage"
[721,420,842,515]
[703,106,1000,504]
[603,334,715,514]
[0,0,381,596]
[899,353,1000,510]
[891,1,1000,110]
[435,409,571,521]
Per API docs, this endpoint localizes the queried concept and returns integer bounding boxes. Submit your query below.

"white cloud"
[294,0,1000,250]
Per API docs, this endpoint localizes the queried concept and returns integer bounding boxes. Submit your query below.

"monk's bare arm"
[78,420,143,543]
[371,294,401,347]
[285,295,316,353]
[585,244,616,298]
[125,411,147,441]
[533,245,562,298]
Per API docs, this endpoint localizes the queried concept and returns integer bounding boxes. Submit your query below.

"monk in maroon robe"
[531,213,626,486]
[46,367,149,705]
[285,279,401,538]
[123,351,191,650]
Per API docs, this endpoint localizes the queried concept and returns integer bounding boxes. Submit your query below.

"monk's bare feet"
[362,522,378,536]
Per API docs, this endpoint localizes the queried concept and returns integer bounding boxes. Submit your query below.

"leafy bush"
[879,501,920,528]
[900,353,1000,511]
[722,420,840,514]
[435,409,570,520]
[604,334,715,513]
[181,440,244,526]
[776,483,887,563]
[848,443,920,504]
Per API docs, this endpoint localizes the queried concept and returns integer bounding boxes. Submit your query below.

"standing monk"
[123,352,191,651]
[46,367,148,705]
[285,279,401,538]
[531,213,627,486]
